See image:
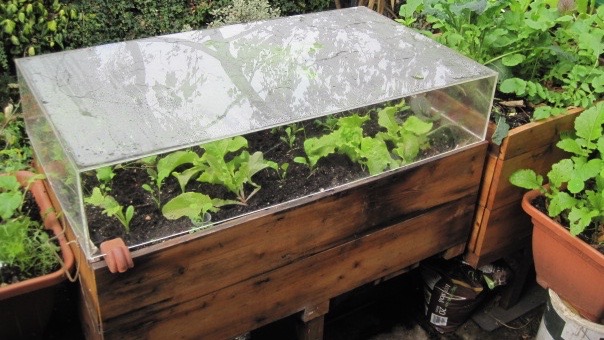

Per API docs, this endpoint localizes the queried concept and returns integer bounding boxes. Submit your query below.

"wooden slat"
[498,108,582,160]
[94,143,487,323]
[466,108,583,267]
[486,142,569,209]
[102,196,477,339]
[466,200,532,267]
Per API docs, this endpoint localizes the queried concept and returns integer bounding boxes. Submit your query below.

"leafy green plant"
[510,102,604,242]
[196,136,278,204]
[313,115,339,133]
[141,151,198,207]
[85,187,134,233]
[0,102,32,173]
[273,123,304,149]
[295,114,395,175]
[94,165,115,194]
[162,192,237,229]
[295,102,435,176]
[398,0,604,124]
[278,162,289,180]
[0,174,59,284]
[500,5,604,116]
[375,102,434,164]
[268,0,331,15]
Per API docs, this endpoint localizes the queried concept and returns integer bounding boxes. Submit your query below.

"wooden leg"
[500,246,534,309]
[442,242,466,260]
[296,301,330,340]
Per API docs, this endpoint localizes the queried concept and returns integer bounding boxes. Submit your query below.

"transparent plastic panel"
[16,7,497,260]
[18,76,96,257]
[16,7,494,170]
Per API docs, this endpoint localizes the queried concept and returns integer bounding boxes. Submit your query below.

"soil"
[83,105,464,249]
[489,96,533,129]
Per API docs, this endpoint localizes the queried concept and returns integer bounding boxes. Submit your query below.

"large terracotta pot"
[522,189,604,324]
[0,171,75,338]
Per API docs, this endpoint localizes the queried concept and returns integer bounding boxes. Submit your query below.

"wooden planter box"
[465,108,583,268]
[46,143,487,339]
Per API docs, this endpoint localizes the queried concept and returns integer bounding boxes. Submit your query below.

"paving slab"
[472,284,548,332]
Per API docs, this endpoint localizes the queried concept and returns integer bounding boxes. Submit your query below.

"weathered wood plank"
[498,108,581,160]
[94,143,487,322]
[466,109,582,267]
[466,200,532,267]
[103,196,477,339]
[487,143,569,209]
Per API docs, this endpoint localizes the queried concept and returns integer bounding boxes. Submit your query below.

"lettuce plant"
[294,114,395,175]
[167,137,278,205]
[141,151,198,208]
[162,192,238,229]
[295,102,434,176]
[197,136,278,204]
[375,103,433,164]
[510,102,604,241]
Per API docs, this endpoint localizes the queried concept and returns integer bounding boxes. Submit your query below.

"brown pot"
[0,171,75,338]
[522,189,604,324]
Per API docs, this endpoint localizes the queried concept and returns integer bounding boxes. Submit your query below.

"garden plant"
[398,0,604,135]
[0,173,59,285]
[510,102,604,251]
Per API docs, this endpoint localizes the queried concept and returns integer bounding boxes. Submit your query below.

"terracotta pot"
[522,189,604,324]
[0,171,75,338]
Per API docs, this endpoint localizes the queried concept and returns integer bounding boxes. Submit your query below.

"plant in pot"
[510,101,604,323]
[0,170,75,338]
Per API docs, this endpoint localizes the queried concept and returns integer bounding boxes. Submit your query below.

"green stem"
[482,47,533,66]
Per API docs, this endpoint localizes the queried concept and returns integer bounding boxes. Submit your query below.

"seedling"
[280,123,305,148]
[142,151,198,207]
[314,115,339,132]
[94,166,115,194]
[278,163,289,180]
[162,192,238,230]
[197,136,278,204]
[376,104,433,164]
[85,187,135,233]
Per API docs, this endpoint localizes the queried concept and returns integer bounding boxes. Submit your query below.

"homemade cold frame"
[17,7,496,339]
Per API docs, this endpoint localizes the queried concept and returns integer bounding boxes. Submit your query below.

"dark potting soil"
[83,110,463,250]
[490,96,533,129]
[0,191,61,285]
